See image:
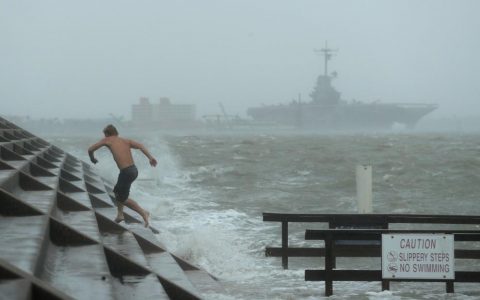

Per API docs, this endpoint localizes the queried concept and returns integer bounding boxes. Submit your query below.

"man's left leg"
[113,191,126,223]
[124,198,150,227]
[115,201,125,223]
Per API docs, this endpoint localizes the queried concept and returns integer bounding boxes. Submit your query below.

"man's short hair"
[103,124,118,136]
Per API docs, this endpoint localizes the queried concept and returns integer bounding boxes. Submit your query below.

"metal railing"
[263,213,480,296]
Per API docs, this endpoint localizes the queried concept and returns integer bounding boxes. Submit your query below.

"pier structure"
[264,213,480,296]
[0,116,222,299]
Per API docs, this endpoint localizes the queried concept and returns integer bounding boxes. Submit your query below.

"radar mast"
[315,41,338,76]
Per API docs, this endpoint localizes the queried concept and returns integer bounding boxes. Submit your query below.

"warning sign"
[382,234,454,279]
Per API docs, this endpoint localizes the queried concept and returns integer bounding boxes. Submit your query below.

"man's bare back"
[99,136,137,169]
[88,136,157,170]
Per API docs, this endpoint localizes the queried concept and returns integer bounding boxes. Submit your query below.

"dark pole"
[282,221,289,269]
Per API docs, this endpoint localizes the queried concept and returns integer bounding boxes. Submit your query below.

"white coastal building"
[131,97,197,129]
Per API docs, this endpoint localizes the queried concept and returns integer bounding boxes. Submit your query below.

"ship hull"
[247,102,438,130]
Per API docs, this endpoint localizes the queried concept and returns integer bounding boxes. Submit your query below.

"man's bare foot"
[142,211,150,228]
[114,216,125,223]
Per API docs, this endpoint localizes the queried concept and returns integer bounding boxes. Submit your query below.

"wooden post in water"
[282,221,288,269]
[356,165,372,213]
[324,233,334,296]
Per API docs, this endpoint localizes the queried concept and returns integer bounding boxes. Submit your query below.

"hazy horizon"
[1,1,479,120]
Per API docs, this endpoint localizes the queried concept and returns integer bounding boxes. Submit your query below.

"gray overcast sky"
[1,0,479,119]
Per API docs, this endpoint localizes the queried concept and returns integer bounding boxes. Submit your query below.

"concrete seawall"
[0,116,223,299]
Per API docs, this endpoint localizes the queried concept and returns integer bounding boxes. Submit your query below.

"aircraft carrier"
[247,43,438,130]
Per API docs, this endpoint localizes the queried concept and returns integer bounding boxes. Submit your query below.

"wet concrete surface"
[101,231,149,267]
[64,192,93,209]
[145,251,198,294]
[55,211,102,242]
[40,243,113,300]
[112,274,169,300]
[12,190,56,215]
[0,279,30,300]
[0,118,220,299]
[0,216,47,274]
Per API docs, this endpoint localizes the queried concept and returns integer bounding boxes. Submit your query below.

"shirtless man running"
[88,124,157,227]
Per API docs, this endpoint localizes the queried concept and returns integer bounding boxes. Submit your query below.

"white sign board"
[382,234,454,279]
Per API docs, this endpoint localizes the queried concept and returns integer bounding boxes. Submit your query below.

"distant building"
[131,97,197,129]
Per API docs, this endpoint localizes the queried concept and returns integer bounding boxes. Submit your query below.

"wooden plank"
[263,213,332,222]
[305,229,480,241]
[306,230,382,240]
[268,247,479,259]
[263,213,480,225]
[324,233,333,296]
[282,221,288,269]
[455,249,480,259]
[306,269,381,281]
[266,247,325,257]
[454,271,480,282]
[306,270,480,283]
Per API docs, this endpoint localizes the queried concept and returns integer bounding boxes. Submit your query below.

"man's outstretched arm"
[129,140,157,167]
[88,139,106,164]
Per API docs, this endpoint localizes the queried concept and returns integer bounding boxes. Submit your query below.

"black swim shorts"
[113,165,138,203]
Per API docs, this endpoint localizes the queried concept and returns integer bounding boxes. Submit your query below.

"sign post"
[356,165,372,213]
[382,234,455,280]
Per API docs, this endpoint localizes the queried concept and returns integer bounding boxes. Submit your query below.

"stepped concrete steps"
[129,228,200,295]
[96,207,217,297]
[40,243,113,299]
[184,270,225,296]
[94,210,198,294]
[0,188,45,217]
[30,175,59,190]
[60,169,85,184]
[22,161,59,179]
[0,258,74,300]
[0,116,222,299]
[175,256,225,295]
[62,167,82,177]
[98,220,201,299]
[89,193,116,208]
[102,242,188,299]
[145,252,200,295]
[46,214,174,299]
[54,210,102,243]
[94,207,144,226]
[1,170,56,210]
[0,169,17,187]
[97,216,150,267]
[34,156,60,173]
[111,273,170,300]
[57,191,92,212]
[12,189,56,215]
[63,191,94,209]
[0,216,48,274]
[62,175,87,190]
[83,172,105,183]
[101,231,150,267]
[86,183,109,195]
[0,279,31,300]
[0,160,29,171]
[41,155,62,165]
[85,177,108,190]
[0,131,26,142]
[131,228,225,295]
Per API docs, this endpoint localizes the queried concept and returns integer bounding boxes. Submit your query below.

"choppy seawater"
[50,132,480,300]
